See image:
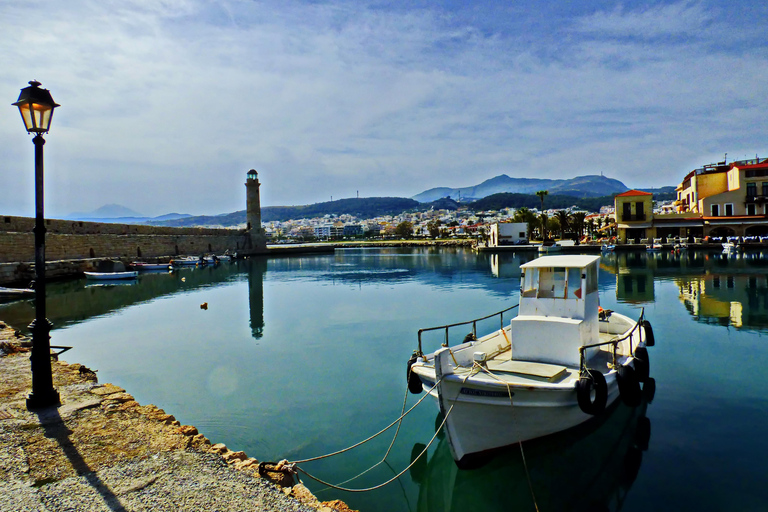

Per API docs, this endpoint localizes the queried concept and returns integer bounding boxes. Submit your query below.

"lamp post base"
[26,389,61,410]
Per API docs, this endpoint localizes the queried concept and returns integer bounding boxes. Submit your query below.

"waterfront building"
[488,222,528,246]
[615,157,768,243]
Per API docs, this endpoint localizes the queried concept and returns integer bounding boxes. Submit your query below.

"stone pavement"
[0,322,354,512]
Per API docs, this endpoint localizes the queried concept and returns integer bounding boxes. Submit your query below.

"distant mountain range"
[59,174,675,228]
[64,203,193,224]
[411,174,631,203]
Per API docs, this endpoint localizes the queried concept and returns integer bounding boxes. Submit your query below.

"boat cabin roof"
[520,255,600,270]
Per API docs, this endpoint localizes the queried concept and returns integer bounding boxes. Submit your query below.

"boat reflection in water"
[410,392,653,512]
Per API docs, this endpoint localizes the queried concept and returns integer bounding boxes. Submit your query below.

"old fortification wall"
[0,215,251,264]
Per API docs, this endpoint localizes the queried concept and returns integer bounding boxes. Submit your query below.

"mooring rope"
[327,379,413,488]
[471,361,540,512]
[294,404,455,493]
[289,378,441,465]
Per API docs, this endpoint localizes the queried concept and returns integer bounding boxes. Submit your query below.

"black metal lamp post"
[13,80,61,410]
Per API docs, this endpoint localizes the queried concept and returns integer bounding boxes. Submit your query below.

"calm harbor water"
[2,247,767,511]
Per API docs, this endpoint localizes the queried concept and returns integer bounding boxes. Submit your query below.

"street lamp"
[13,80,61,410]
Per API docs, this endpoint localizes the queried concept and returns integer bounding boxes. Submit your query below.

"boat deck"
[444,325,629,389]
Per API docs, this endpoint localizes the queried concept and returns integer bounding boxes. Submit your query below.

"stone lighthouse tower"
[245,169,266,252]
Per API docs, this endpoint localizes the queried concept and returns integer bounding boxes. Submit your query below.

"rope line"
[470,361,540,512]
[325,379,412,488]
[295,404,455,493]
[289,378,441,465]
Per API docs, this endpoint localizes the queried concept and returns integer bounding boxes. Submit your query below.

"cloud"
[2,0,768,217]
[572,1,714,38]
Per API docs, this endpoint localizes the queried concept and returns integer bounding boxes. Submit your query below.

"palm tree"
[513,207,536,239]
[554,210,570,239]
[539,213,549,241]
[571,212,587,240]
[535,190,548,240]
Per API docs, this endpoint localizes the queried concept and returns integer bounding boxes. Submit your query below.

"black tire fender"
[633,346,650,382]
[642,320,655,347]
[576,369,608,415]
[617,364,642,407]
[407,354,423,394]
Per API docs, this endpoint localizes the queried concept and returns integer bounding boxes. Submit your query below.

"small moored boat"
[130,262,171,271]
[84,271,138,280]
[170,257,202,267]
[407,255,654,467]
[0,286,35,300]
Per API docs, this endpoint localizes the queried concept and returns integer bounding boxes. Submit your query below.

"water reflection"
[599,250,768,330]
[0,263,246,333]
[412,399,651,512]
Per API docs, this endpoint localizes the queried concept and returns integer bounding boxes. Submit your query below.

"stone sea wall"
[0,215,250,264]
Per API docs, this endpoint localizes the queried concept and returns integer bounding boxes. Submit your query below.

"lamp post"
[13,80,61,410]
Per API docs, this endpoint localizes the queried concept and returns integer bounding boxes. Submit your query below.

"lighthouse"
[245,169,266,251]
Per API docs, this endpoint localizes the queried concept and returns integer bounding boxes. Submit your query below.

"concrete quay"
[0,322,355,512]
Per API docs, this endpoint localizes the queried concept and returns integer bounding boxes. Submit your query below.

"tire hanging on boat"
[576,368,608,415]
[407,353,423,394]
[633,346,650,382]
[642,320,655,347]
[617,364,642,407]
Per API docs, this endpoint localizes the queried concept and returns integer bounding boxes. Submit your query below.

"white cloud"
[2,0,768,218]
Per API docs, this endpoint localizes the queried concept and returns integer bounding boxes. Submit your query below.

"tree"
[538,213,549,240]
[395,221,414,238]
[427,220,441,238]
[536,190,548,240]
[571,212,587,239]
[553,210,570,239]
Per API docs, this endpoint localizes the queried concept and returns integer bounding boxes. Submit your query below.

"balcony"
[746,193,768,203]
[619,213,646,222]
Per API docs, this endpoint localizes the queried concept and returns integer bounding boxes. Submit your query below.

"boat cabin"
[511,255,601,367]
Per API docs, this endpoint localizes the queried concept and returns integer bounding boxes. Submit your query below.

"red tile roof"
[616,190,653,197]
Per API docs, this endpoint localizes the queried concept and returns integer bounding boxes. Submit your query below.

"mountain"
[63,204,193,224]
[412,174,629,203]
[68,204,144,219]
[150,197,422,227]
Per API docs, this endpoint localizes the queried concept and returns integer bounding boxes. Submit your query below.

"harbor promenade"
[0,323,354,512]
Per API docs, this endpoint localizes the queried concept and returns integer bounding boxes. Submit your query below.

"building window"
[711,204,720,216]
[763,182,768,195]
[724,203,734,216]
[747,183,757,197]
[747,203,756,216]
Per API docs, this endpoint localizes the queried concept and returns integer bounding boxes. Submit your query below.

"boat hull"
[84,271,138,280]
[430,369,620,465]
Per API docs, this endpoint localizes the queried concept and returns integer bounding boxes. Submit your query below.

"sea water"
[2,247,767,511]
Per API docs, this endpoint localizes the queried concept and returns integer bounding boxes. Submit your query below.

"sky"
[2,0,768,218]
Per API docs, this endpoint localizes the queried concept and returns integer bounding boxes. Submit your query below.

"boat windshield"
[522,266,586,299]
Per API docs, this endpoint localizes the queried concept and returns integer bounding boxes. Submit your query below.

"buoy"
[617,364,641,407]
[642,320,655,346]
[407,352,423,394]
[576,369,607,415]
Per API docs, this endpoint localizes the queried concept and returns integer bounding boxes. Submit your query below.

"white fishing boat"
[84,271,138,280]
[407,255,654,467]
[130,262,171,271]
[170,256,202,267]
[0,286,35,300]
[722,241,736,253]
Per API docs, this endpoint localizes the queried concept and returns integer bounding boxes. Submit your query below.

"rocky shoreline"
[0,321,355,512]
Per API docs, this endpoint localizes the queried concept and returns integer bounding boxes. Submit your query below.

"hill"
[150,197,424,227]
[412,174,629,203]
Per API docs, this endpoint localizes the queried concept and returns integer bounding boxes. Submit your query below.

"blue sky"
[2,0,768,217]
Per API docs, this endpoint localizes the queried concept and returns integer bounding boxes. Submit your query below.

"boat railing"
[417,304,519,356]
[578,308,645,372]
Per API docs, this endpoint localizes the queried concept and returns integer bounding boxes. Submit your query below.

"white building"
[488,222,528,246]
